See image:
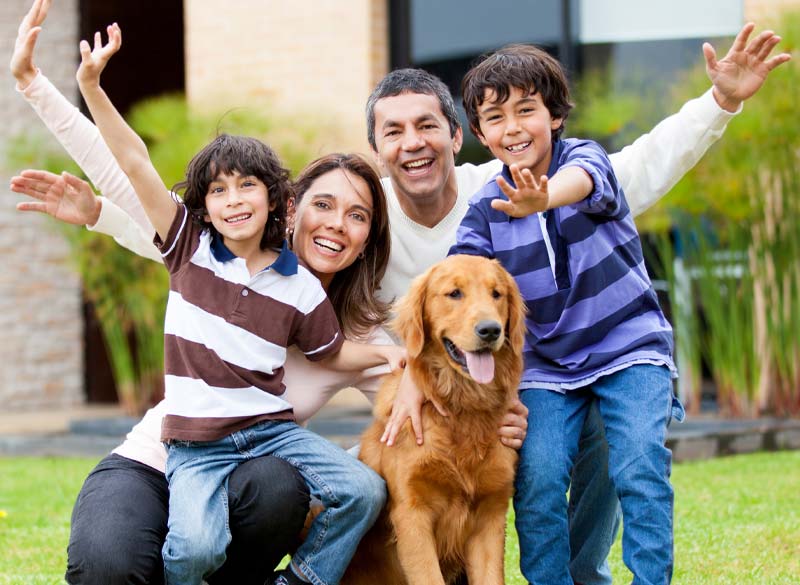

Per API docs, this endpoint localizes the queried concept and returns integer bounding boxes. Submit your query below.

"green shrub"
[7,95,332,413]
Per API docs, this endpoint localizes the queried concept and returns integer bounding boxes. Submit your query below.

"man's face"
[371,92,463,204]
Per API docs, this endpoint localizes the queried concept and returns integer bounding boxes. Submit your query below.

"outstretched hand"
[10,0,52,88]
[704,22,792,112]
[11,170,101,226]
[76,23,122,88]
[491,164,549,218]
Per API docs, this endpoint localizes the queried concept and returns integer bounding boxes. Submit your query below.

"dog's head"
[393,255,525,386]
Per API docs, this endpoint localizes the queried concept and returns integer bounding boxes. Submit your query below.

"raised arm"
[76,24,176,240]
[10,170,162,262]
[10,0,154,236]
[609,22,791,217]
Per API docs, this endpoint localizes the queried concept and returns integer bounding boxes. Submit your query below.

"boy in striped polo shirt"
[75,25,403,585]
[453,45,679,584]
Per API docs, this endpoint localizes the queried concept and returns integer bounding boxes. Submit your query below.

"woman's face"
[292,168,374,289]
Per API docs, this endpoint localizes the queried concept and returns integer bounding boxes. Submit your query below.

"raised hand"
[76,22,122,89]
[491,164,549,218]
[704,22,792,112]
[11,170,101,226]
[10,0,52,87]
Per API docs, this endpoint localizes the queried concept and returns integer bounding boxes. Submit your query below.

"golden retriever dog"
[343,254,526,585]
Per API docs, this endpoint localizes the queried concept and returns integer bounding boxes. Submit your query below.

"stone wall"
[0,0,83,410]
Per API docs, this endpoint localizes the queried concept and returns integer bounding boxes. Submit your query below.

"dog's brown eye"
[492,289,502,299]
[447,289,462,299]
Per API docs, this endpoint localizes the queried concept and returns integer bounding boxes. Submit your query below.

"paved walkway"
[2,398,799,462]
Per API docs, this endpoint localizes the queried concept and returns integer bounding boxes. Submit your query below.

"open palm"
[704,23,792,105]
[10,0,52,86]
[12,170,100,226]
[76,23,122,87]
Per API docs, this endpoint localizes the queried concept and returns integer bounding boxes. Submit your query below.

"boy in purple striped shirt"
[451,45,678,584]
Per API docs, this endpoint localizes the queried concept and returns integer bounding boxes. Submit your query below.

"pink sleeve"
[19,72,155,235]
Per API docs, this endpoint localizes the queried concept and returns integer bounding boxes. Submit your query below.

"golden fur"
[343,255,526,585]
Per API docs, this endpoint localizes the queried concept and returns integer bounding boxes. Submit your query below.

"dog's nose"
[475,320,502,342]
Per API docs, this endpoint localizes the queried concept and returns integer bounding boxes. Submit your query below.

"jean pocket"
[669,395,686,425]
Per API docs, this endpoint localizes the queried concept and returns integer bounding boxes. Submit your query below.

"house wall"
[0,0,83,410]
[184,0,389,154]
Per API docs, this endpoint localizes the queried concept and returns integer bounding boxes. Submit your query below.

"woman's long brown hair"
[293,153,391,339]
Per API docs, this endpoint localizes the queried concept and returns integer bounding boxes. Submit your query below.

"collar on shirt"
[210,234,298,276]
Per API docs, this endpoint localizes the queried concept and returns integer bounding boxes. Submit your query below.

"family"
[9,0,790,583]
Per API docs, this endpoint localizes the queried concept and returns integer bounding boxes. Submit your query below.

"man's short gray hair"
[366,68,461,150]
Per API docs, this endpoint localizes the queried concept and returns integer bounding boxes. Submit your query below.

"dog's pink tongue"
[465,351,495,384]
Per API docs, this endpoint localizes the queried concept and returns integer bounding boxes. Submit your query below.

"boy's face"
[371,92,463,204]
[475,86,562,179]
[203,171,274,247]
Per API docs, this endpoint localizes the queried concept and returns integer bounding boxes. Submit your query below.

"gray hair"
[365,68,461,150]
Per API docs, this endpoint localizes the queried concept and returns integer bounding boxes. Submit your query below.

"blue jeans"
[515,365,675,585]
[568,401,620,585]
[163,420,386,585]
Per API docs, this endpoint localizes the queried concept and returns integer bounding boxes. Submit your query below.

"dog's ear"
[498,261,526,352]
[391,268,430,358]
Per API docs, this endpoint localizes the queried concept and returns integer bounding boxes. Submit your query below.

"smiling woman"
[9,4,401,580]
[292,153,390,337]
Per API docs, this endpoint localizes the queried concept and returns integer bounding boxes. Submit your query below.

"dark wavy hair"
[292,153,391,338]
[462,44,574,141]
[173,134,293,249]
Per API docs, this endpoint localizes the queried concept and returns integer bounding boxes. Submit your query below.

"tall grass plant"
[571,13,800,416]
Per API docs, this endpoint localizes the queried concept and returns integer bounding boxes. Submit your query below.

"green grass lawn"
[1,451,799,584]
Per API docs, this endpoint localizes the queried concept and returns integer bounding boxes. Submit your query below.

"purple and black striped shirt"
[450,138,675,390]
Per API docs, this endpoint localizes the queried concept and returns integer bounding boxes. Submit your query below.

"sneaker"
[271,567,308,585]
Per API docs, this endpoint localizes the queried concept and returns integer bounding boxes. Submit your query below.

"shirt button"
[242,289,249,297]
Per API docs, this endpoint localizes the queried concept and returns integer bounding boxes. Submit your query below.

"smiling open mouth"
[443,337,496,384]
[313,237,343,252]
[506,142,530,153]
[225,213,252,224]
[402,158,434,173]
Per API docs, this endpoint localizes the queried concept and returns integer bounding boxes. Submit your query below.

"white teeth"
[403,159,432,169]
[225,214,251,223]
[314,237,343,252]
[506,142,530,153]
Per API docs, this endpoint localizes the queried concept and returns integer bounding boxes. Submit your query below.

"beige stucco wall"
[0,0,83,409]
[184,0,388,154]
[745,0,800,21]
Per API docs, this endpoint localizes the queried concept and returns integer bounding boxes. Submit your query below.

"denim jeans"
[567,401,620,585]
[163,420,386,585]
[514,365,675,585]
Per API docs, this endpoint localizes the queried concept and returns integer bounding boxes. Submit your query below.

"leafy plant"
[7,95,331,414]
[570,13,800,416]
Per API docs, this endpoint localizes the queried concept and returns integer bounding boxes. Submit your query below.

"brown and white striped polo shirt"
[157,205,344,442]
